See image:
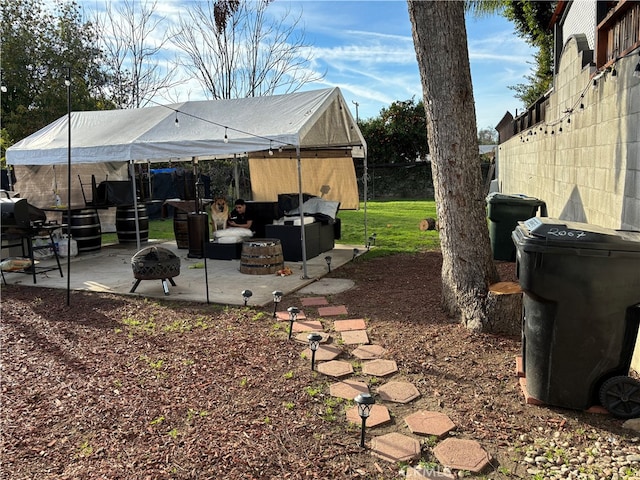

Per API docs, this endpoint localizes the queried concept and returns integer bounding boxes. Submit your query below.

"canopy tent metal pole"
[363,151,368,244]
[233,155,240,200]
[192,157,210,303]
[128,161,141,251]
[296,145,309,279]
[65,67,72,306]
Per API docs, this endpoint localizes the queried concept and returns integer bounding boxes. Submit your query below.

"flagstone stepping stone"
[361,359,398,377]
[370,432,421,463]
[316,360,353,378]
[301,297,328,306]
[329,379,369,400]
[292,320,323,332]
[377,381,420,403]
[318,305,348,316]
[334,318,366,331]
[433,438,491,473]
[276,310,307,320]
[352,344,387,360]
[404,410,456,438]
[345,404,391,427]
[340,330,369,345]
[294,331,330,344]
[303,344,342,361]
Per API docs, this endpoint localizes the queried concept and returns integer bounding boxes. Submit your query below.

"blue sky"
[84,0,537,131]
[269,1,537,129]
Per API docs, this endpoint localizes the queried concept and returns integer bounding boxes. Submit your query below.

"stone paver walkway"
[289,292,492,476]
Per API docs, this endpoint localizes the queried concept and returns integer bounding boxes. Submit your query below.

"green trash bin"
[513,217,640,417]
[486,192,547,261]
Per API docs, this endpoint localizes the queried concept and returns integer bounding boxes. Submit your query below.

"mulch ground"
[1,251,637,479]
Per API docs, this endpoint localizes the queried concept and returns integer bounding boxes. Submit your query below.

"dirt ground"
[1,251,638,479]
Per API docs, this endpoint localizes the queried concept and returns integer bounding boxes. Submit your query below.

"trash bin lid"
[486,192,545,206]
[515,217,640,253]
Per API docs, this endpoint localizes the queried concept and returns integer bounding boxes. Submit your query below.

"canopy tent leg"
[297,145,309,279]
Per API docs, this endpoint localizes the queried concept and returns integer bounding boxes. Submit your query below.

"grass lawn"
[103,200,440,256]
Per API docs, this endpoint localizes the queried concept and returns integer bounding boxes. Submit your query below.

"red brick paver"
[433,438,491,473]
[316,360,353,378]
[361,359,398,377]
[292,320,323,332]
[370,432,421,463]
[377,381,420,403]
[318,305,348,316]
[294,331,330,344]
[345,404,391,427]
[351,344,387,360]
[276,310,307,320]
[340,330,369,345]
[405,410,456,438]
[301,297,328,306]
[329,380,369,400]
[334,318,366,332]
[303,344,342,361]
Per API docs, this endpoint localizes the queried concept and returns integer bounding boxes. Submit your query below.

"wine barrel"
[173,211,189,249]
[62,208,102,253]
[116,205,149,244]
[240,238,284,275]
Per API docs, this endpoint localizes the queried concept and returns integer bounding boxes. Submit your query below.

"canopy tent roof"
[7,87,366,166]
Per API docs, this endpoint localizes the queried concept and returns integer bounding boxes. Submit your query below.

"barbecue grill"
[1,196,65,284]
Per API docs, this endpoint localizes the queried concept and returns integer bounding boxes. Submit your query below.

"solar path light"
[287,306,299,340]
[241,289,253,306]
[354,393,375,448]
[307,333,322,370]
[272,290,283,318]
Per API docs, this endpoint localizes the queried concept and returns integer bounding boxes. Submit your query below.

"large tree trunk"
[407,1,500,332]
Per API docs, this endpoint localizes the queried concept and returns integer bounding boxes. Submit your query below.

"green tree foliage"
[477,126,498,144]
[0,0,114,144]
[467,0,556,108]
[358,98,429,165]
[503,1,555,106]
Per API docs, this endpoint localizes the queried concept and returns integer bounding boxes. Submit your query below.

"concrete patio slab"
[433,438,491,473]
[318,305,348,316]
[1,240,361,306]
[316,360,353,378]
[345,404,391,428]
[361,359,398,377]
[340,330,369,345]
[370,432,421,463]
[377,381,420,403]
[351,344,387,360]
[334,318,366,331]
[405,410,456,438]
[329,380,369,400]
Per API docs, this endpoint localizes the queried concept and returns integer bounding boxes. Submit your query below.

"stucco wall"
[497,36,640,374]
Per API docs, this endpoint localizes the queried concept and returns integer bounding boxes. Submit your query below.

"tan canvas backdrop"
[248,150,360,210]
[12,163,130,232]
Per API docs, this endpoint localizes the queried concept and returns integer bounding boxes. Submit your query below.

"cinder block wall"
[497,36,640,373]
[498,36,640,230]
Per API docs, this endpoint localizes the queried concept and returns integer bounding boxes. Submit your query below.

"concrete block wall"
[497,36,640,374]
[498,36,640,231]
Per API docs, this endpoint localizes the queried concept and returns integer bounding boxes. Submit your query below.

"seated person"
[227,198,254,231]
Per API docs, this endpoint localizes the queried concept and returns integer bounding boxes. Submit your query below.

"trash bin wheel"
[599,376,640,419]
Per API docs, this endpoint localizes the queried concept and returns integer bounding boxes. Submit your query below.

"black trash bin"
[486,192,547,261]
[513,217,640,416]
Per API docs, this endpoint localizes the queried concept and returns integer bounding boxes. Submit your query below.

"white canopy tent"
[6,87,368,281]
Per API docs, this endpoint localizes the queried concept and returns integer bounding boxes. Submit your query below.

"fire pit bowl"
[130,246,180,295]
